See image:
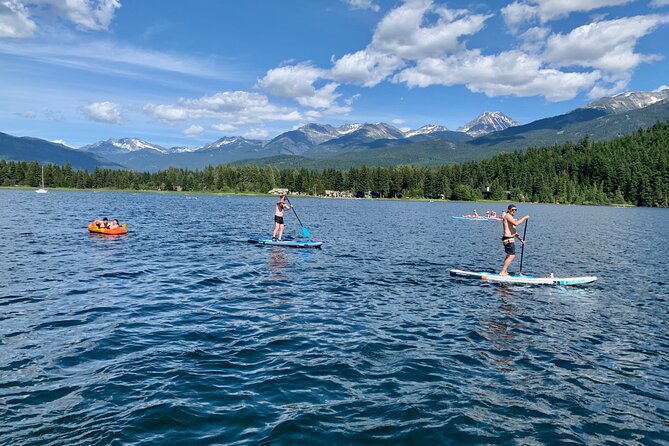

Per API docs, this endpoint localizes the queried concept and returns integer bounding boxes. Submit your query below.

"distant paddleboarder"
[500,204,529,276]
[272,194,291,241]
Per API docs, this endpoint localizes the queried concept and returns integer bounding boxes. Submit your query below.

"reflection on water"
[268,247,288,280]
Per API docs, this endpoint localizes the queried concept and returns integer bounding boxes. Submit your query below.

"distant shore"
[0,186,635,207]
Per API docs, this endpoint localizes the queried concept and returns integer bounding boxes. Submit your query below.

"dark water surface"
[1,190,667,445]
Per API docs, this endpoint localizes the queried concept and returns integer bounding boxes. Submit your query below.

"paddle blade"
[301,226,311,237]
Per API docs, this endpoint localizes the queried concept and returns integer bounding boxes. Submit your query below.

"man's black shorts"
[274,215,284,224]
[504,241,516,255]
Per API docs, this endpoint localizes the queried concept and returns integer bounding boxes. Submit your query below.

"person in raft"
[108,219,122,229]
[272,194,291,241]
[500,204,530,276]
[93,217,110,228]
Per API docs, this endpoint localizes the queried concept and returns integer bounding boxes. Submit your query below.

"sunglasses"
[510,209,517,212]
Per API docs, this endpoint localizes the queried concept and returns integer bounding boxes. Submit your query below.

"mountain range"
[0,132,123,171]
[72,112,518,171]
[1,89,668,171]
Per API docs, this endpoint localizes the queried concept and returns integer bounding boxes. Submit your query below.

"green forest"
[2,121,668,207]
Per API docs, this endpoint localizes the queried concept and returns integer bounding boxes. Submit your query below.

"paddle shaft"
[519,218,528,274]
[285,197,311,237]
[284,198,304,226]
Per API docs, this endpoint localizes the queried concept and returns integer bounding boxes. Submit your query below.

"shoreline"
[0,186,635,207]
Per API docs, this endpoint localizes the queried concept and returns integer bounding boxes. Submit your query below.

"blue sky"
[1,0,668,148]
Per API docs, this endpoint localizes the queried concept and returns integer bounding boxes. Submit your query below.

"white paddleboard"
[449,269,597,286]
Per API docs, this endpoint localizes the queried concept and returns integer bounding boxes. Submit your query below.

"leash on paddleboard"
[519,218,528,275]
[285,197,311,237]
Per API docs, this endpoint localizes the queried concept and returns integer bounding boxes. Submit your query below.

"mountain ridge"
[3,89,669,171]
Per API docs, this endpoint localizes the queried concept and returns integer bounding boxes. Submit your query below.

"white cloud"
[519,26,550,52]
[328,1,491,88]
[303,110,322,120]
[258,63,355,113]
[536,0,633,22]
[142,104,188,123]
[0,0,37,38]
[0,0,120,38]
[587,77,630,98]
[295,82,342,109]
[257,63,324,98]
[144,91,303,127]
[371,0,492,59]
[544,15,669,73]
[503,0,633,28]
[36,0,121,31]
[0,39,222,79]
[15,110,36,118]
[212,123,237,132]
[344,0,380,12]
[656,84,669,91]
[394,50,600,101]
[261,0,669,106]
[651,0,669,6]
[183,124,204,137]
[329,50,405,87]
[177,91,274,113]
[82,101,122,124]
[501,2,538,32]
[243,128,269,139]
[391,118,405,124]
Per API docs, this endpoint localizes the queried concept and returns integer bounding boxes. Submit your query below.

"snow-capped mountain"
[295,123,340,145]
[169,146,198,153]
[81,137,169,154]
[263,122,406,156]
[322,123,405,145]
[584,89,669,113]
[198,136,263,151]
[263,124,337,156]
[457,112,520,137]
[337,123,364,135]
[404,124,449,138]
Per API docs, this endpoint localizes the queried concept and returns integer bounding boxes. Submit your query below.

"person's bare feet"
[499,271,509,276]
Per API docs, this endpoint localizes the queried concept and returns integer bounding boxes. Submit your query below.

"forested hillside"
[2,121,668,207]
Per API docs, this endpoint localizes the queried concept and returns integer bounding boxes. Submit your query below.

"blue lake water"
[1,190,668,445]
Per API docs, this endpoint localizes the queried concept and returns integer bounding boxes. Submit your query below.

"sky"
[1,0,669,149]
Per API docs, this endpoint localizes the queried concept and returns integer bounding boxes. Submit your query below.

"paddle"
[519,218,528,275]
[285,197,311,237]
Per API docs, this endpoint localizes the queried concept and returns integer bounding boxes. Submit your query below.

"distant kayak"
[88,223,127,235]
[248,237,322,248]
[449,269,597,286]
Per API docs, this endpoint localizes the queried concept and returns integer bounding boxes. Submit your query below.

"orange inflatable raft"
[88,223,128,235]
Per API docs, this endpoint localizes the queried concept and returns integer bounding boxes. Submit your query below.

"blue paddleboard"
[248,237,323,248]
[449,269,597,285]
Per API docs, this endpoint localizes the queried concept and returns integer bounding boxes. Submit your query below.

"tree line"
[2,121,668,207]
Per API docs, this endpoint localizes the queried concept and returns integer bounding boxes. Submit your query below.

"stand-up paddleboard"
[449,269,597,285]
[248,237,323,248]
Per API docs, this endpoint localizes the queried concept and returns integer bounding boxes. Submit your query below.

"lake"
[1,190,668,445]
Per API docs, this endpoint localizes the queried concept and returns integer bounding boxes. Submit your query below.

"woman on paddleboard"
[272,194,291,241]
[500,204,529,276]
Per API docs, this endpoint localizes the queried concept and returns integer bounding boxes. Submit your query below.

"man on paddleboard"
[272,194,291,241]
[500,204,529,276]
